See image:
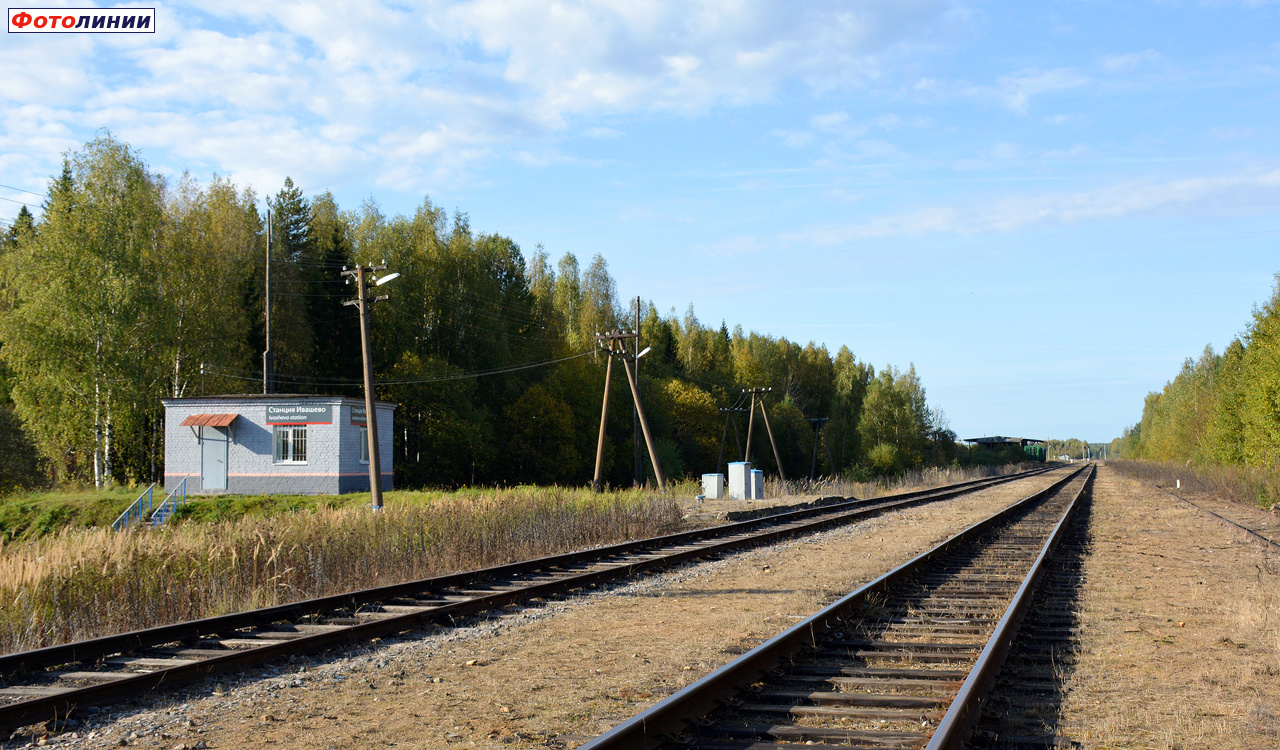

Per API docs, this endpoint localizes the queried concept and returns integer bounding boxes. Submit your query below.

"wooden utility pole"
[593,330,665,490]
[742,387,786,483]
[621,355,665,489]
[592,338,615,492]
[633,297,642,487]
[759,399,786,483]
[343,262,391,510]
[262,209,274,394]
[717,407,747,473]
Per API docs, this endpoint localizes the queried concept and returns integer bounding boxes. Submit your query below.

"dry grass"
[0,488,682,654]
[64,470,1065,750]
[1061,466,1280,749]
[1110,458,1280,510]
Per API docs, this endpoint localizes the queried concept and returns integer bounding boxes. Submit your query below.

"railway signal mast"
[343,261,398,510]
[807,416,835,480]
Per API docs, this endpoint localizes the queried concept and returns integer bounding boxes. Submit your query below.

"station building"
[162,394,395,495]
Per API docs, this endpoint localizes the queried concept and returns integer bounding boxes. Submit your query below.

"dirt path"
[38,469,1069,750]
[1057,465,1280,748]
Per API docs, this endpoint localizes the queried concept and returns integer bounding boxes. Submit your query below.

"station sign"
[265,403,333,425]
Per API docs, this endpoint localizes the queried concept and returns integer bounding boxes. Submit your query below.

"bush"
[868,442,901,475]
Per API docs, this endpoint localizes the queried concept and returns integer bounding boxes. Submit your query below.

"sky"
[3,1,1279,444]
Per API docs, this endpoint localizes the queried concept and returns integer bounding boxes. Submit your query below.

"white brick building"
[162,395,395,495]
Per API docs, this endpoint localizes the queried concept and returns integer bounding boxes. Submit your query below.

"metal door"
[201,426,228,491]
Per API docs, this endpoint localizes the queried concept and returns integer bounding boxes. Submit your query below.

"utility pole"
[343,261,397,510]
[594,330,664,490]
[262,208,273,394]
[717,406,747,474]
[633,296,642,488]
[743,387,786,483]
[593,336,616,493]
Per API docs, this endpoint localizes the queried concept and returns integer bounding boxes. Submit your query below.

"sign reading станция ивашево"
[7,8,154,32]
[265,404,333,425]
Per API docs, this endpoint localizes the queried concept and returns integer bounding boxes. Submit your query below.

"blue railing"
[112,483,157,532]
[150,477,189,527]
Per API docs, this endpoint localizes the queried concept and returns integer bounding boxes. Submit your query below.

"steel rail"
[1148,482,1280,553]
[0,467,1057,730]
[577,464,1091,750]
[0,467,1048,681]
[924,463,1095,749]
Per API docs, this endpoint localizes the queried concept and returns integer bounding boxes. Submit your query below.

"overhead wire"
[0,183,48,199]
[205,350,594,387]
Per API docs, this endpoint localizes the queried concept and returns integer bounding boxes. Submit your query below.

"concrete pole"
[745,392,756,464]
[356,265,384,511]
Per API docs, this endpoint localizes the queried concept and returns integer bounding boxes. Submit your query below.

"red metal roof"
[179,413,238,427]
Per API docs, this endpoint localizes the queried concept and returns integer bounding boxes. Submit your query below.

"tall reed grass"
[1109,459,1280,509]
[0,488,682,654]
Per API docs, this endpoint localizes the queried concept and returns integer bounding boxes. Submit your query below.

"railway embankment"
[5,470,1067,748]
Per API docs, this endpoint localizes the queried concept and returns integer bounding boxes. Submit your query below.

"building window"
[274,426,307,463]
[359,426,369,464]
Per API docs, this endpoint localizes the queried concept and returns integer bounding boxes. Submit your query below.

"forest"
[1112,275,1280,468]
[0,134,986,492]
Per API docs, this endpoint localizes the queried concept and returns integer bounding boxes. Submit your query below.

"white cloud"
[988,141,1020,160]
[783,169,1280,245]
[812,111,868,138]
[1099,50,1162,74]
[452,0,957,113]
[770,129,814,148]
[1,0,962,195]
[996,67,1090,114]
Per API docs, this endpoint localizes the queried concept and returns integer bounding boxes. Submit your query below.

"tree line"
[1112,276,1280,466]
[1,134,991,492]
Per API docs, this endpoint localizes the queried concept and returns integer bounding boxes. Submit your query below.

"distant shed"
[162,394,395,495]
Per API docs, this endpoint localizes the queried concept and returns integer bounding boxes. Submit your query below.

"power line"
[205,350,593,387]
[0,184,46,198]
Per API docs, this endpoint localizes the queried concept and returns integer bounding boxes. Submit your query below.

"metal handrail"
[150,477,189,527]
[111,483,157,532]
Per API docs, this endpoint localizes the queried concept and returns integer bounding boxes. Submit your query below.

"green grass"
[0,486,140,543]
[0,482,701,540]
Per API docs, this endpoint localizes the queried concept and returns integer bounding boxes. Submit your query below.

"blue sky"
[3,1,1279,443]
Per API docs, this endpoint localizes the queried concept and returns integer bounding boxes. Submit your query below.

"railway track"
[581,463,1094,750]
[0,467,1058,732]
[1153,484,1280,553]
[968,475,1092,749]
